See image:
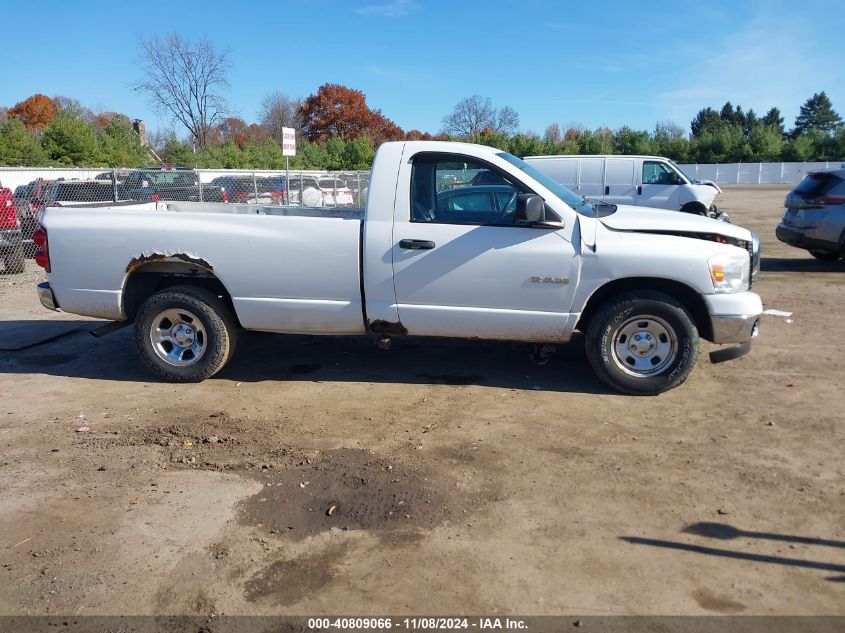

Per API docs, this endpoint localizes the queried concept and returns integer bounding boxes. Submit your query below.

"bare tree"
[147,127,176,154]
[543,123,562,144]
[494,105,520,135]
[135,34,231,150]
[260,91,303,143]
[52,95,95,122]
[441,95,520,139]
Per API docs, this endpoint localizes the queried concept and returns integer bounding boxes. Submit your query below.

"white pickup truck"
[34,141,762,395]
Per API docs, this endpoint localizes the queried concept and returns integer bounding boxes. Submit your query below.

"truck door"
[603,157,637,205]
[637,159,683,210]
[390,152,579,342]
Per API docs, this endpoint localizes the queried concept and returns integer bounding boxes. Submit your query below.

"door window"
[642,161,679,185]
[411,155,522,225]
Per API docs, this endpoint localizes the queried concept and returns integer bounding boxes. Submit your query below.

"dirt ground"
[0,186,842,617]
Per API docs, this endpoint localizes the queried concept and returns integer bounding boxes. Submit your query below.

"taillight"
[808,196,845,206]
[236,192,249,201]
[33,225,50,272]
[222,190,229,204]
[146,193,161,202]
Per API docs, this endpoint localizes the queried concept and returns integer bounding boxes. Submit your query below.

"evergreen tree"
[793,92,842,136]
[342,136,375,169]
[691,108,722,137]
[0,117,48,165]
[41,113,101,165]
[743,109,758,137]
[761,107,785,136]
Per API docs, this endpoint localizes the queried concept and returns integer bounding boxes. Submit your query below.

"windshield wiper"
[573,197,591,211]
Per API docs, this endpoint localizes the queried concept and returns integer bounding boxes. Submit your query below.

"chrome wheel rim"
[611,315,677,377]
[149,308,207,367]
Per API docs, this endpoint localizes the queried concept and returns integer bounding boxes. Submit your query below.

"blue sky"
[2,0,843,138]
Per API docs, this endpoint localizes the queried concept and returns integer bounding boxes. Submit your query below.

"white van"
[524,155,727,221]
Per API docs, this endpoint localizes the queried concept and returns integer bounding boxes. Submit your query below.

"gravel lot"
[0,186,842,616]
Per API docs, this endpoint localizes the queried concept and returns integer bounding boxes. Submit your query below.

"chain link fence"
[0,167,370,292]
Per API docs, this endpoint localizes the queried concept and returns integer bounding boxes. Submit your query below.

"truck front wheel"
[585,291,699,395]
[134,285,237,382]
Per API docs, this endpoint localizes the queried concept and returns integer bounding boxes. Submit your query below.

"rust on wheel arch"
[126,253,214,275]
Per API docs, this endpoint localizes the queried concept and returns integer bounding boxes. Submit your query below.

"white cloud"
[356,0,417,17]
[657,9,844,126]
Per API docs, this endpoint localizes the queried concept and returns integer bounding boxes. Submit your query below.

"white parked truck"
[34,141,762,395]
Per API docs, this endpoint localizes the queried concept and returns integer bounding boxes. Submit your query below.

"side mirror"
[516,193,545,224]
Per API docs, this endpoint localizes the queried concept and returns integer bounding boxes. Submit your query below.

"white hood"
[599,204,752,242]
[697,179,722,193]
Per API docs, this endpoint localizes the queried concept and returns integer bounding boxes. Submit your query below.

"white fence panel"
[679,161,845,185]
[0,167,107,191]
[760,163,784,183]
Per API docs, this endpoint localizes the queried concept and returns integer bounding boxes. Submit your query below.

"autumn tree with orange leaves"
[8,94,56,130]
[300,84,403,144]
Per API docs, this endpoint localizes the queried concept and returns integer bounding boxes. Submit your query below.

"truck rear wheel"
[134,285,237,382]
[585,291,699,395]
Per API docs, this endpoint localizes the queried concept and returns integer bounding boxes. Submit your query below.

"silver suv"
[776,168,845,261]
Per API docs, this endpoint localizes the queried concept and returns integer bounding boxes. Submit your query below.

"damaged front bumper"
[704,291,762,362]
[711,314,760,344]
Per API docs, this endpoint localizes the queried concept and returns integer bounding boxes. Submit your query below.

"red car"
[0,180,25,273]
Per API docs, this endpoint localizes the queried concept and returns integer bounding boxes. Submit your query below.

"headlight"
[709,251,749,293]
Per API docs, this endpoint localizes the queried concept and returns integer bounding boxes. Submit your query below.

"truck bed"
[43,201,368,335]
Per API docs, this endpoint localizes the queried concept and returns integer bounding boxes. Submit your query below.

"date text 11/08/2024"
[307,618,528,630]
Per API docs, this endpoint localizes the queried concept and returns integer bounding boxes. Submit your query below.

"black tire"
[4,249,25,274]
[809,249,840,261]
[134,285,237,382]
[585,290,699,395]
[680,202,708,217]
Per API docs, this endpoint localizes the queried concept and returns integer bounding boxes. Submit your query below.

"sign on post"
[282,128,296,156]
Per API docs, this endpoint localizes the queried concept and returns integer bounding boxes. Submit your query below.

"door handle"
[399,239,435,250]
[604,185,610,195]
[637,185,642,195]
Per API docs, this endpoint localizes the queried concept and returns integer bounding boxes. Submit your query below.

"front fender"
[679,184,718,209]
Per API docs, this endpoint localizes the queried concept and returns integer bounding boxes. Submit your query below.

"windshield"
[668,160,694,184]
[496,152,608,217]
